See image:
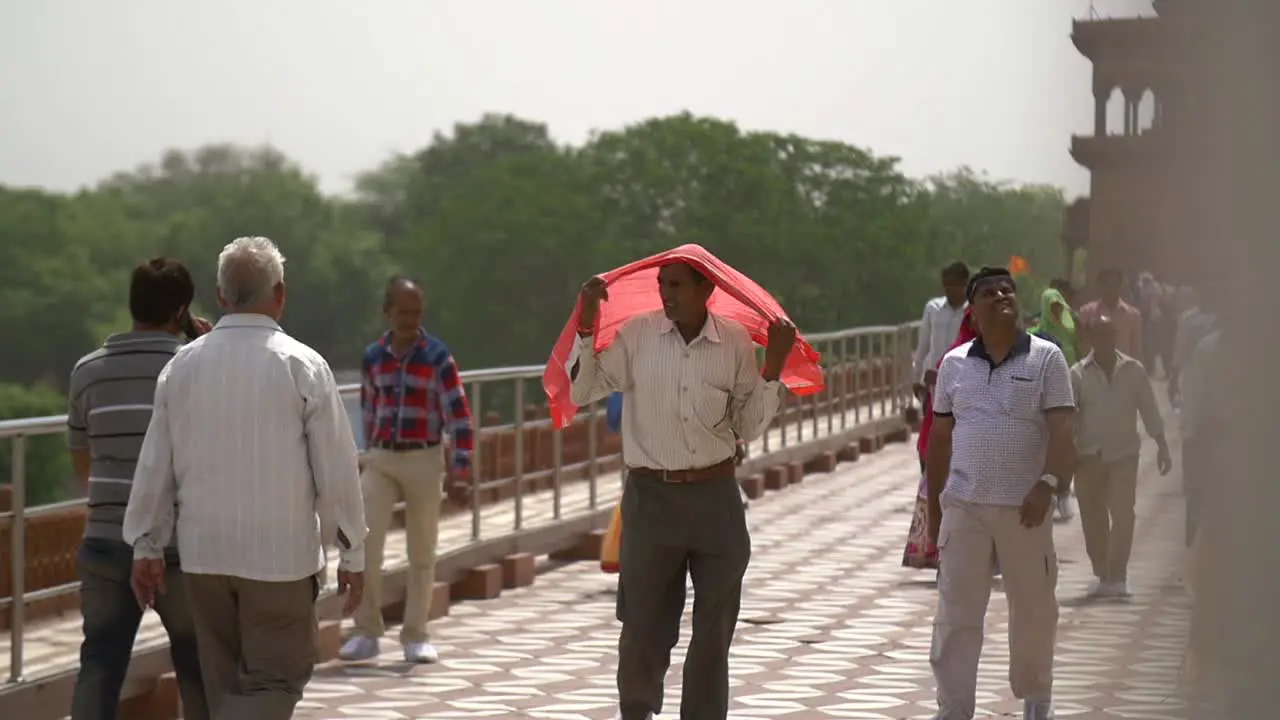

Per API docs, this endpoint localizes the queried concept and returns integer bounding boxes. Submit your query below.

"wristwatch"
[1039,473,1060,490]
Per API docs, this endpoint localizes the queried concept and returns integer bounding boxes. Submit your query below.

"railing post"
[809,388,819,438]
[469,382,483,542]
[879,332,889,419]
[838,336,848,429]
[796,388,804,442]
[890,329,901,415]
[829,335,839,430]
[587,402,599,510]
[551,426,563,520]
[854,334,863,424]
[899,325,911,412]
[9,434,26,683]
[513,380,525,531]
[810,348,821,438]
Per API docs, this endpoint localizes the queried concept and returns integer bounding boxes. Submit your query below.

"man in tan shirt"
[1070,314,1172,599]
[570,263,795,720]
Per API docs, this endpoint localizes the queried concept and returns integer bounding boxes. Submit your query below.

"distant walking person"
[67,258,211,720]
[570,263,795,720]
[912,262,970,469]
[1029,283,1081,522]
[1070,314,1172,599]
[1169,288,1216,406]
[124,237,368,720]
[926,267,1076,720]
[904,306,977,571]
[341,276,474,664]
[1179,326,1222,547]
[1078,268,1143,360]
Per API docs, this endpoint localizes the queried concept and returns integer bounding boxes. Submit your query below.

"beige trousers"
[930,495,1059,719]
[352,445,445,643]
[1075,454,1140,582]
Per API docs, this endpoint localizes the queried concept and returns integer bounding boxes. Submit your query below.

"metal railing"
[0,320,918,691]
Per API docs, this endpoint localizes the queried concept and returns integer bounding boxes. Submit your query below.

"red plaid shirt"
[361,330,473,474]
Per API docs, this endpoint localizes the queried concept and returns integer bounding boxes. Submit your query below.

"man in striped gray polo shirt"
[66,257,211,720]
[924,267,1077,720]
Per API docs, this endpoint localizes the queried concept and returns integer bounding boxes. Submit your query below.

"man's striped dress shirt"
[123,313,368,579]
[569,310,782,471]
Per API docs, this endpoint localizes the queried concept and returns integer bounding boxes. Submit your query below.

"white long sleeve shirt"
[912,296,967,383]
[569,310,782,471]
[123,313,368,580]
[1180,330,1221,441]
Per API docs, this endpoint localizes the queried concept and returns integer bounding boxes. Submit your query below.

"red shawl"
[917,306,977,458]
[542,244,825,429]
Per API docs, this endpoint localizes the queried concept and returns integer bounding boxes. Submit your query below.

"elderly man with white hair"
[123,236,368,720]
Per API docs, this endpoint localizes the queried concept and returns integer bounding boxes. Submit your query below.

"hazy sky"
[2,0,1153,198]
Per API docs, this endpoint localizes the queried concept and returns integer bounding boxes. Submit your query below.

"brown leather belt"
[629,457,736,484]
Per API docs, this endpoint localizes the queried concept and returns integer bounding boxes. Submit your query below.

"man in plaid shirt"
[340,276,473,664]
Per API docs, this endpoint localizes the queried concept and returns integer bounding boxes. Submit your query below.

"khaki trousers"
[353,445,445,643]
[1075,454,1140,582]
[930,495,1059,719]
[184,573,319,720]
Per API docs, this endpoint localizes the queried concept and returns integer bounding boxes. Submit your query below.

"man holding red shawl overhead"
[544,244,819,720]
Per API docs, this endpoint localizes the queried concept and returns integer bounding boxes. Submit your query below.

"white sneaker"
[338,635,379,661]
[403,641,439,664]
[1086,579,1109,597]
[1054,495,1074,521]
[1109,580,1132,597]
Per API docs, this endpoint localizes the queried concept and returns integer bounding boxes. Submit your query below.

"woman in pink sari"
[903,307,977,569]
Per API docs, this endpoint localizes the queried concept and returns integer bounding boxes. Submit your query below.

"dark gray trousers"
[71,540,208,720]
[616,472,751,720]
[185,573,320,720]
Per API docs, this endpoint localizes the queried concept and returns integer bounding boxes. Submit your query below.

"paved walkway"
[297,438,1191,719]
[2,397,902,685]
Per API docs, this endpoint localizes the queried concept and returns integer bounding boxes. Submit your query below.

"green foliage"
[0,383,73,505]
[0,112,1067,502]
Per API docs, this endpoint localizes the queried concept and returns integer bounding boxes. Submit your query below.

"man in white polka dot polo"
[924,266,1077,720]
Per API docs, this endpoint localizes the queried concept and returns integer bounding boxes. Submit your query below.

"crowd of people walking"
[903,259,1213,719]
[57,235,1215,720]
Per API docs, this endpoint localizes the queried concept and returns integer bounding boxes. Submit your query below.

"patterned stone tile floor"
[295,436,1191,719]
[1,396,904,684]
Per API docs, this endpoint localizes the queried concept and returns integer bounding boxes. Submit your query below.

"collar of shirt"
[965,331,1032,367]
[376,326,429,356]
[658,314,723,344]
[103,330,181,349]
[1079,350,1139,373]
[214,313,283,333]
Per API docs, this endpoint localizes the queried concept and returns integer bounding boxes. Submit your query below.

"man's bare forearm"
[926,440,951,509]
[1044,421,1077,480]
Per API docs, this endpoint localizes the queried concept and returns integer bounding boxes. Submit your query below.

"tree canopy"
[0,111,1066,501]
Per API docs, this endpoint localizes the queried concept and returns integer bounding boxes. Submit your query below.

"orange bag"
[601,504,622,573]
